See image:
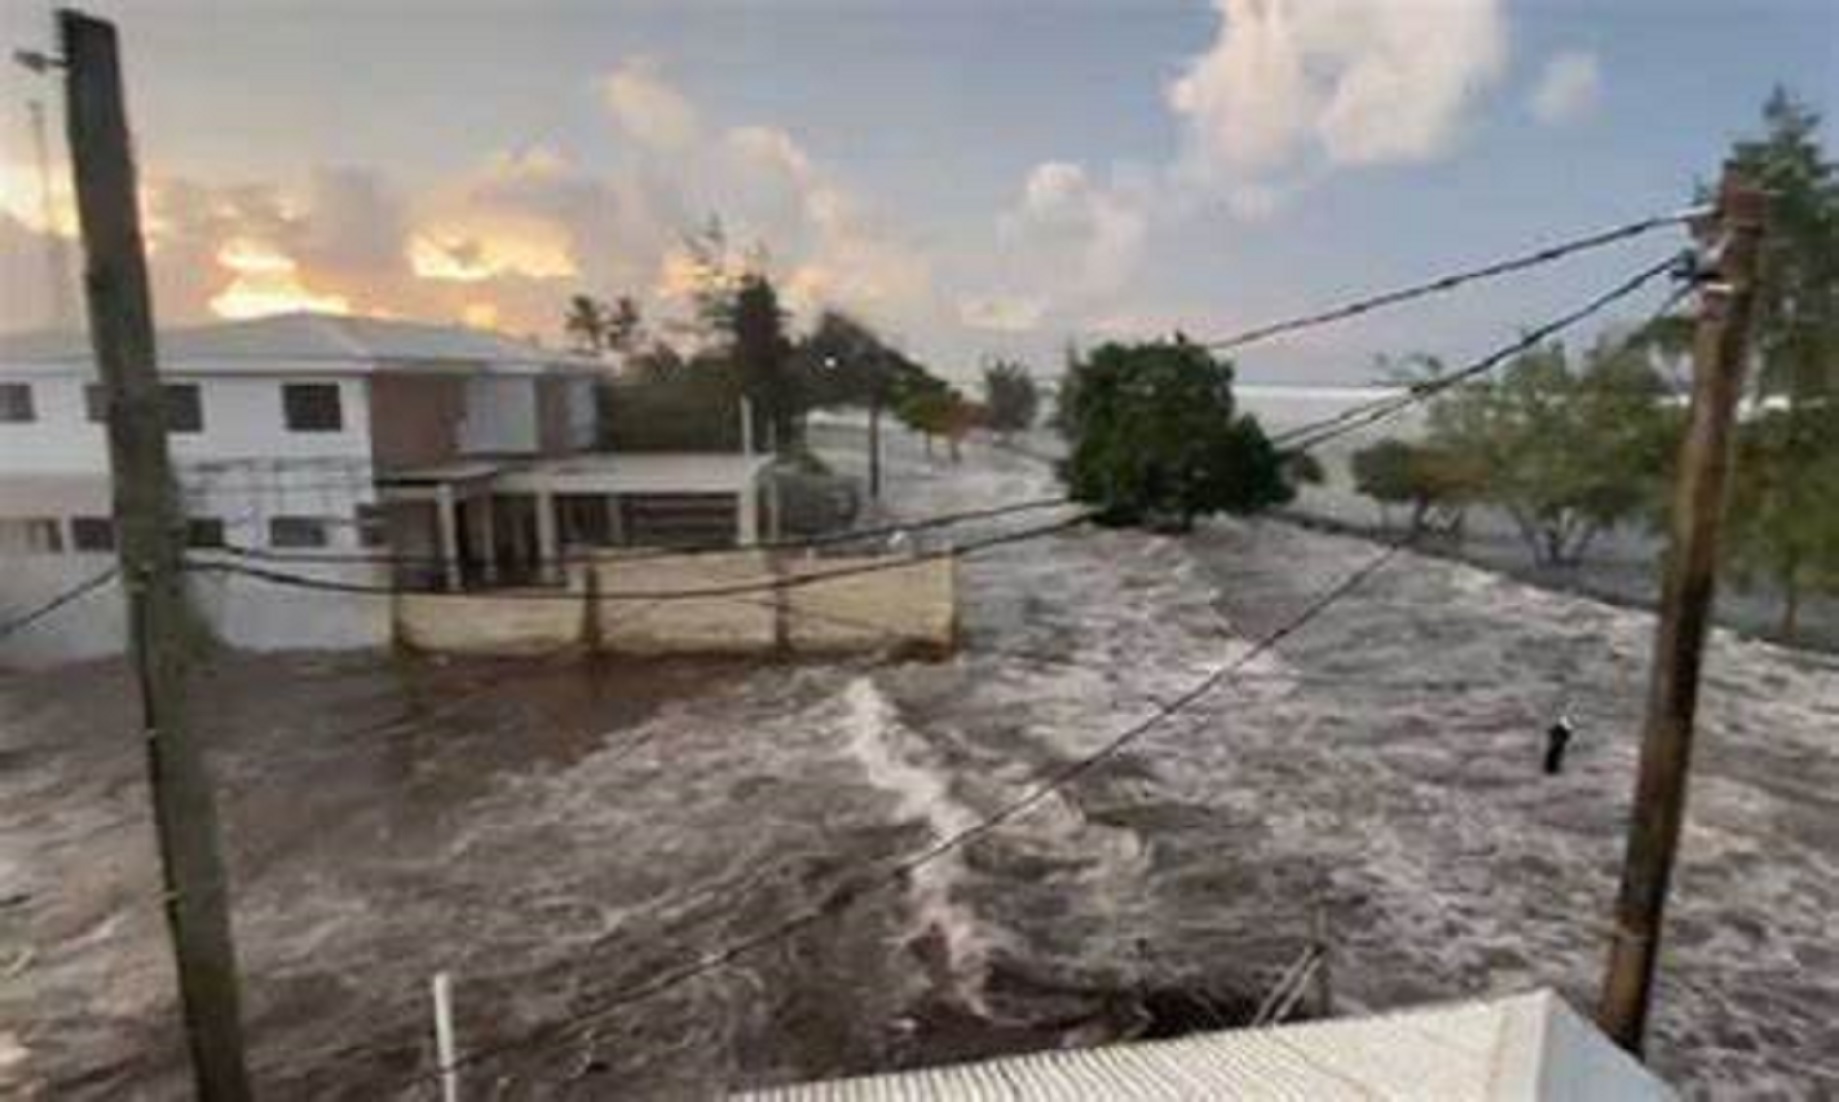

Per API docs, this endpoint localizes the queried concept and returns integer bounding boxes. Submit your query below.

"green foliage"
[601,352,744,452]
[1717,90,1839,640]
[1350,437,1482,535]
[1416,338,1678,566]
[981,360,1040,435]
[1058,338,1295,530]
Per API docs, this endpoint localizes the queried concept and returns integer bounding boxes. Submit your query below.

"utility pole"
[61,10,253,1098]
[1598,164,1765,1055]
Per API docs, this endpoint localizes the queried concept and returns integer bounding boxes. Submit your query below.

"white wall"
[457,375,538,455]
[0,551,393,669]
[0,372,374,474]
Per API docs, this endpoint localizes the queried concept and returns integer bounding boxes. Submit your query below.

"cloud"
[603,58,702,150]
[1000,161,1148,297]
[958,294,1048,333]
[0,60,940,350]
[1168,0,1507,181]
[1529,50,1601,126]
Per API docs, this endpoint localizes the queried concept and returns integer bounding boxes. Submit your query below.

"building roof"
[0,313,607,378]
[730,990,1675,1101]
[495,452,775,495]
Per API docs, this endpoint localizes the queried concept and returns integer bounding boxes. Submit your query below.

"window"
[164,384,203,433]
[186,518,226,549]
[0,383,35,423]
[0,518,63,553]
[283,383,344,432]
[355,504,388,548]
[268,516,330,549]
[70,516,116,552]
[86,384,201,432]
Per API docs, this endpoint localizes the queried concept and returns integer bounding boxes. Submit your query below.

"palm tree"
[564,295,610,355]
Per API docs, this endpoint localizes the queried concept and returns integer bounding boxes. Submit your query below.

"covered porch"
[378,453,776,591]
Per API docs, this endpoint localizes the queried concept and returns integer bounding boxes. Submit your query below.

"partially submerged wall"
[782,555,956,654]
[593,550,778,655]
[389,551,955,657]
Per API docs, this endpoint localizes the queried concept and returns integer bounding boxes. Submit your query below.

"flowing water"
[3,426,1835,1098]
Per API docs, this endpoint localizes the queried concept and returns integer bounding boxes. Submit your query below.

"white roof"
[495,453,774,495]
[731,990,1674,1101]
[0,313,607,379]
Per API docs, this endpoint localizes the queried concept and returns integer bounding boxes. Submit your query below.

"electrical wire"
[1272,254,1695,453]
[1199,207,1704,353]
[0,565,117,640]
[207,494,1076,568]
[379,533,1410,1089]
[181,512,1094,603]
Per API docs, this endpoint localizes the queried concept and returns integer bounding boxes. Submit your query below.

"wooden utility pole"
[61,11,253,1098]
[1598,165,1765,1054]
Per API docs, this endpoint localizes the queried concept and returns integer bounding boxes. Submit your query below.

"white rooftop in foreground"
[732,990,1675,1101]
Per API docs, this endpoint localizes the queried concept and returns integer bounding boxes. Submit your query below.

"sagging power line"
[376,535,1411,1091]
[1200,207,1705,353]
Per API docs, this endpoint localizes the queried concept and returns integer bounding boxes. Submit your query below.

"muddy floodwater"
[4,431,1837,1099]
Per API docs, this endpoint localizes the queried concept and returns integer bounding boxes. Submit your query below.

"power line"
[0,565,117,640]
[1273,251,1693,454]
[207,494,1076,568]
[182,512,1094,603]
[383,534,1410,1090]
[1200,207,1704,353]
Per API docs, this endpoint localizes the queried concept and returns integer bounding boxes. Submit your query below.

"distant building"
[0,312,773,663]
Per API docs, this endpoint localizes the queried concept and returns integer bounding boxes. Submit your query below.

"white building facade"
[1,312,770,666]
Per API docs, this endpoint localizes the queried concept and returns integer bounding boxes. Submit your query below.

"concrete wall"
[783,555,956,653]
[368,375,464,470]
[459,375,539,455]
[0,554,125,668]
[386,550,956,657]
[394,583,584,656]
[0,372,374,474]
[595,551,779,655]
[0,552,391,669]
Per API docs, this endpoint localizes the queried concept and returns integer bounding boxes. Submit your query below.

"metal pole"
[1597,165,1765,1054]
[431,971,460,1102]
[60,10,252,1097]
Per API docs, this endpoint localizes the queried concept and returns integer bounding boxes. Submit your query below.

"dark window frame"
[0,383,35,423]
[268,516,331,549]
[282,383,344,433]
[70,516,116,552]
[86,383,202,433]
[186,517,227,549]
[164,384,203,434]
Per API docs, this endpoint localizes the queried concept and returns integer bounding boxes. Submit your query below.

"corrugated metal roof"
[732,990,1674,1101]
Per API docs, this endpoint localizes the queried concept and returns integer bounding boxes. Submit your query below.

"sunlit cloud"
[408,229,577,282]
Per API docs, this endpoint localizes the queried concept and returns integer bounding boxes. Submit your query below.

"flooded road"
[4,429,1836,1098]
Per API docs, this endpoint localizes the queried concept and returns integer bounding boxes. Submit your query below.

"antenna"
[28,99,76,330]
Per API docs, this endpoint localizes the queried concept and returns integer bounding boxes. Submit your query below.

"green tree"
[1350,437,1481,536]
[1717,90,1839,640]
[981,360,1040,438]
[1059,338,1294,530]
[1423,337,1677,567]
[730,274,798,451]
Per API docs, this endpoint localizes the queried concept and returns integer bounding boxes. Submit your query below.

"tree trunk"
[1780,580,1801,644]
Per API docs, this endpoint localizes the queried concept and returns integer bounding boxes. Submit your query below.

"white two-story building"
[0,312,773,665]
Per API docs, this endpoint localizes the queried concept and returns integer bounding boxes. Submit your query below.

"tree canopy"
[981,360,1040,437]
[1058,338,1295,530]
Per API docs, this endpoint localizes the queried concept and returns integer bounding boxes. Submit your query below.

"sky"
[0,0,1834,384]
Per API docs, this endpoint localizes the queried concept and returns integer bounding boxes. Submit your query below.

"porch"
[376,453,776,592]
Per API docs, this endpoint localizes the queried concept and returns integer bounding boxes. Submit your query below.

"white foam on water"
[836,677,994,1013]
